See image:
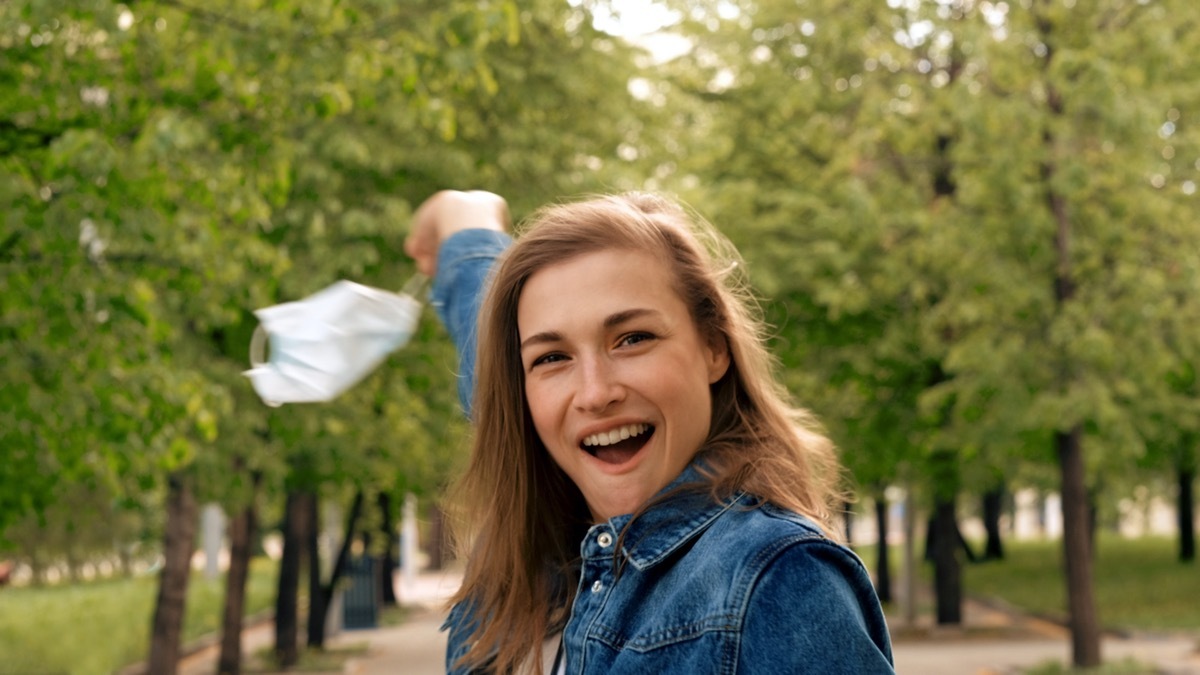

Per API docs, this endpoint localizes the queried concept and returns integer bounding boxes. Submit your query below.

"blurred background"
[1,0,1198,673]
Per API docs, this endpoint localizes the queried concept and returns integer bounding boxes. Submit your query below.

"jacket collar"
[604,461,748,572]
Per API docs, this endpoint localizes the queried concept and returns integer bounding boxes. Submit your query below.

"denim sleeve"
[739,541,895,673]
[442,600,480,674]
[430,228,513,418]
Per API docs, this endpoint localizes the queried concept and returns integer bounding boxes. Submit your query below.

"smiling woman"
[404,190,895,674]
[517,248,729,522]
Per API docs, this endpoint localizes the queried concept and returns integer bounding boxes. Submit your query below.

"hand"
[405,190,509,277]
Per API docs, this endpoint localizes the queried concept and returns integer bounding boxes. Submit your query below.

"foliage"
[0,479,155,583]
[0,0,655,540]
[648,0,1200,506]
[1,3,657,667]
[646,4,1200,653]
[5,0,1198,666]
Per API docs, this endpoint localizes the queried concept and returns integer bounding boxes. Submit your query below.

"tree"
[217,463,259,675]
[927,2,1200,663]
[6,0,669,666]
[648,0,967,616]
[649,0,1200,663]
[4,0,522,670]
[273,489,314,667]
[148,472,198,673]
[980,481,1006,561]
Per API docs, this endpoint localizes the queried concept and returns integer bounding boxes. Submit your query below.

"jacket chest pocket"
[582,614,741,674]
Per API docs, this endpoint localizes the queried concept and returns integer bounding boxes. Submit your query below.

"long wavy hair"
[446,192,843,672]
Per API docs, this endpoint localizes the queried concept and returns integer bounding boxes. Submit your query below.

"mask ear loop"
[249,324,269,368]
[400,272,430,300]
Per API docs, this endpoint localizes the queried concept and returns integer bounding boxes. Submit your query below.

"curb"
[116,610,275,675]
[967,594,1135,640]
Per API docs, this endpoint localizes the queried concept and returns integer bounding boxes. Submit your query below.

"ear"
[704,333,731,384]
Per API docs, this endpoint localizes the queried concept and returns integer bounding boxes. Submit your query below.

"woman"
[405,190,894,674]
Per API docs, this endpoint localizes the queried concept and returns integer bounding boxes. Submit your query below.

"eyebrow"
[519,308,661,351]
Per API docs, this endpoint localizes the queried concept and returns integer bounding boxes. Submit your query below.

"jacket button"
[592,580,603,593]
[597,532,613,548]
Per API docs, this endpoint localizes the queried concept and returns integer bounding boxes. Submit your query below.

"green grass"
[0,558,278,675]
[245,642,370,673]
[376,604,411,627]
[966,536,1200,633]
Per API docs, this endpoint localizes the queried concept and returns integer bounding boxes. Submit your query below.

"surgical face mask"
[243,275,426,406]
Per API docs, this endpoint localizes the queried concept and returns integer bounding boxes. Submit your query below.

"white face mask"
[243,275,426,406]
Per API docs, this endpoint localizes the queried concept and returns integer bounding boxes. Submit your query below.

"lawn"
[0,558,278,675]
[965,535,1200,633]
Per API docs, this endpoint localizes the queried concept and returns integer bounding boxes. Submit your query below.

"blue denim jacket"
[430,228,514,418]
[432,230,894,674]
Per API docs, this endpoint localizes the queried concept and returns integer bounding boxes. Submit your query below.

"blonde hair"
[447,192,842,672]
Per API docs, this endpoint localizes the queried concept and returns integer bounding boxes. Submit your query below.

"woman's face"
[516,248,729,522]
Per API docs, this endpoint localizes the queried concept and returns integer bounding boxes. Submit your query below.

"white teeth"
[583,424,649,448]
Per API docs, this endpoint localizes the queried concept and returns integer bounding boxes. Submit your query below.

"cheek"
[523,381,559,445]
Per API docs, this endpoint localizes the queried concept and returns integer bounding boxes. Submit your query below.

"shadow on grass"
[1024,656,1163,674]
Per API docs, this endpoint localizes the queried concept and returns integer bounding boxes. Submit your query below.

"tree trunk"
[1037,5,1102,661]
[218,474,259,675]
[873,493,891,604]
[927,449,963,625]
[274,490,314,668]
[379,492,397,606]
[1036,491,1048,535]
[1057,428,1102,666]
[923,514,935,563]
[118,544,132,578]
[930,496,962,624]
[982,486,1005,561]
[66,548,81,583]
[902,485,917,628]
[926,97,964,626]
[309,490,364,648]
[1179,463,1196,563]
[147,472,199,675]
[29,552,45,586]
[305,493,323,648]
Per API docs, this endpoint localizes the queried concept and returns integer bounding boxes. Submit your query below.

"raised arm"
[405,190,512,416]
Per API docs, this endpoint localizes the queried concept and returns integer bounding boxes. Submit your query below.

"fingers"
[406,197,442,275]
[404,234,435,276]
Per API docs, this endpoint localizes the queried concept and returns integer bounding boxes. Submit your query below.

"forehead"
[516,248,688,331]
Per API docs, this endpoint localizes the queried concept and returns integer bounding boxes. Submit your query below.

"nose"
[573,355,625,413]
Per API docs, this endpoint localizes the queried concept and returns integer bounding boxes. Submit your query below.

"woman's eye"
[531,352,567,368]
[618,332,655,348]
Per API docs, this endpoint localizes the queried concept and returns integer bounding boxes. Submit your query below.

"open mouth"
[581,423,654,465]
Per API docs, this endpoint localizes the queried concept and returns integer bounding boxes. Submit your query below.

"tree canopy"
[3,0,1198,667]
[0,0,658,538]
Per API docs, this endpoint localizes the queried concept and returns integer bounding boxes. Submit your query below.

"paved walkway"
[886,601,1199,674]
[174,570,459,675]
[178,568,1200,674]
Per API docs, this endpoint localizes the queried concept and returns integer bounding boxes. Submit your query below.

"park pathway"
[173,567,1200,674]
